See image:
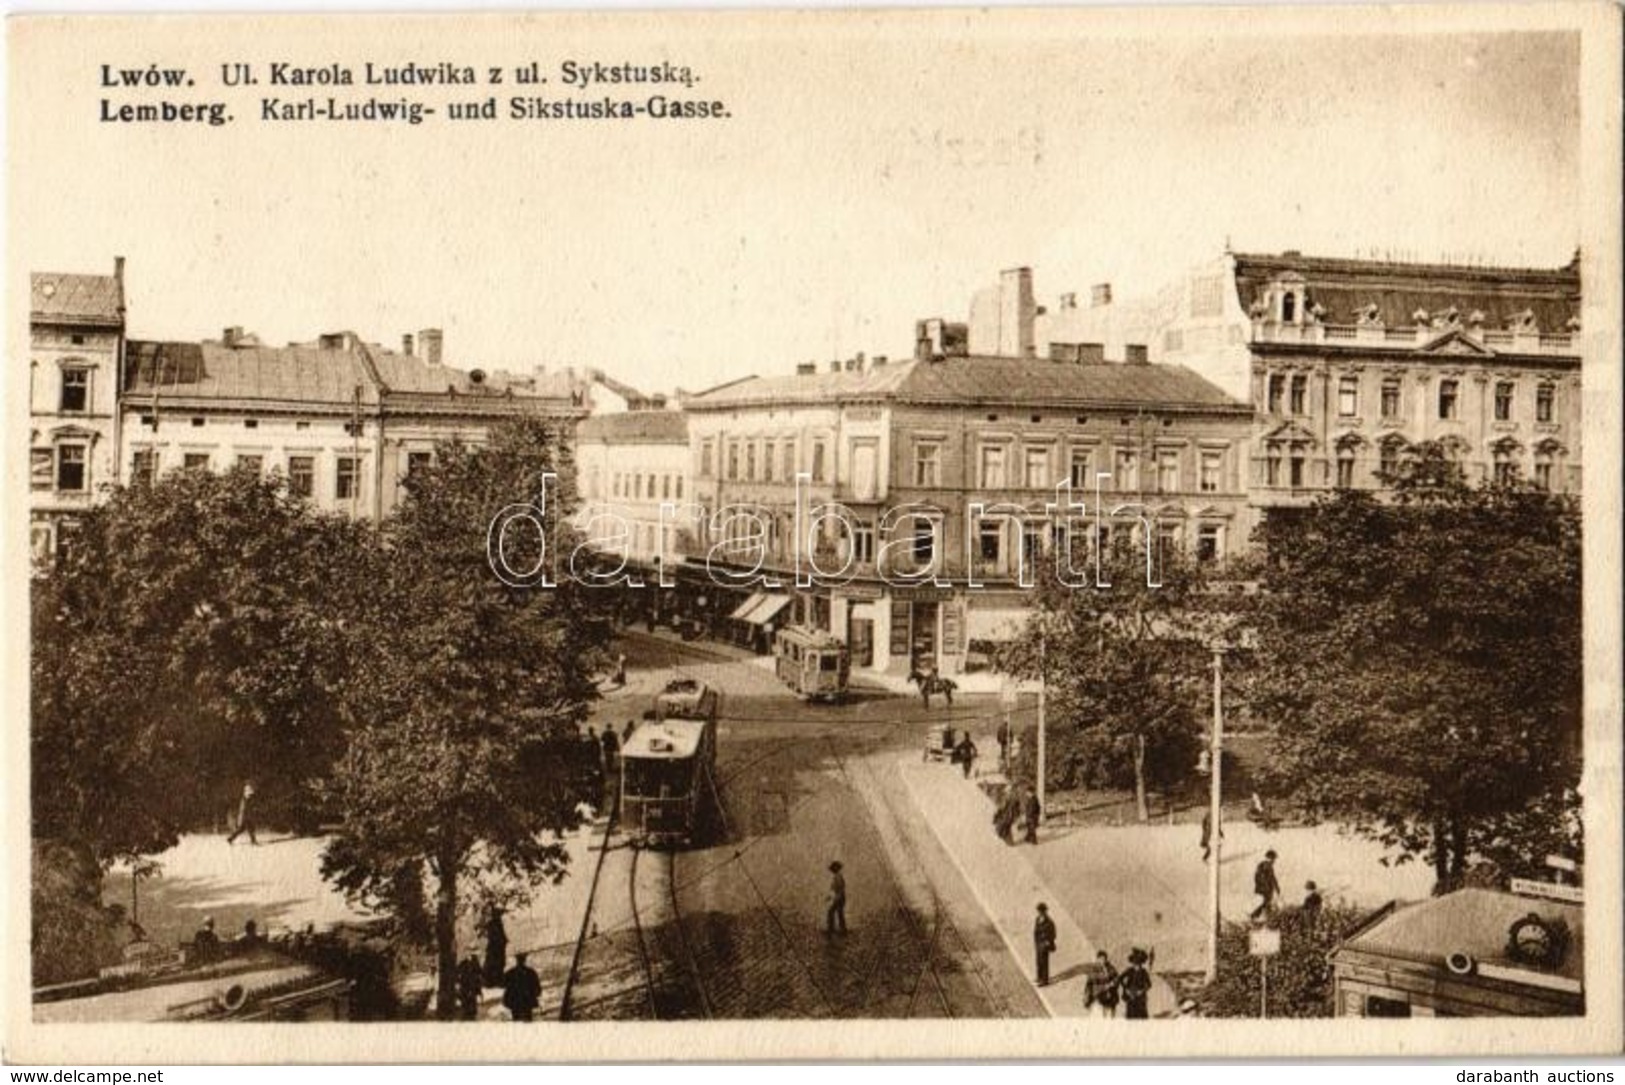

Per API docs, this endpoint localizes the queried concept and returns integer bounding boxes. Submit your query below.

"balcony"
[1252,321,1575,355]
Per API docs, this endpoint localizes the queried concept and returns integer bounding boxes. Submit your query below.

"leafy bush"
[1200,901,1370,1018]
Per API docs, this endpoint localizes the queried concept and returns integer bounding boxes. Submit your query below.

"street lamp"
[1205,643,1226,984]
[1036,625,1047,823]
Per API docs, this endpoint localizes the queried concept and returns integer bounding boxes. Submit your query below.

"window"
[727,441,740,481]
[1266,374,1285,413]
[1494,381,1514,422]
[56,444,88,491]
[745,443,756,481]
[1196,525,1221,563]
[236,454,264,475]
[407,451,432,477]
[851,522,875,566]
[662,474,672,499]
[1289,450,1305,489]
[60,369,89,413]
[183,453,210,472]
[979,445,1006,488]
[1199,451,1221,494]
[1379,441,1402,481]
[978,520,1002,565]
[763,441,775,482]
[1156,450,1179,493]
[911,518,936,565]
[1438,379,1459,420]
[336,457,361,500]
[1156,523,1181,567]
[1069,447,1093,488]
[1338,376,1358,417]
[1023,447,1049,489]
[700,439,715,478]
[288,455,315,498]
[811,442,826,483]
[1289,375,1307,415]
[1265,450,1281,487]
[1536,383,1555,423]
[1336,453,1354,489]
[1534,461,1553,491]
[1494,459,1517,486]
[914,442,942,487]
[1380,379,1401,419]
[1281,291,1296,323]
[131,448,157,486]
[676,477,684,499]
[850,441,878,501]
[782,442,795,480]
[1022,523,1043,566]
[1115,448,1138,492]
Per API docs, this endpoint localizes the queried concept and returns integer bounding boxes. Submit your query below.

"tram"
[772,626,850,703]
[620,677,720,847]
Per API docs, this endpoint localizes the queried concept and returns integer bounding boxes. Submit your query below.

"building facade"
[1034,249,1584,506]
[120,327,588,522]
[681,339,1253,677]
[575,408,695,599]
[28,261,127,561]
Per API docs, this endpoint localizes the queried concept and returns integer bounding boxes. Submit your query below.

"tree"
[320,419,608,1019]
[1001,539,1238,821]
[31,465,366,866]
[1250,443,1582,890]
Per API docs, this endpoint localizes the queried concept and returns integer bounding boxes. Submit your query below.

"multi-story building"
[681,328,1253,677]
[575,408,694,583]
[28,260,127,560]
[1036,249,1584,505]
[120,327,587,520]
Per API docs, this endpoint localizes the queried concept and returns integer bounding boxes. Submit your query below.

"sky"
[10,14,1582,395]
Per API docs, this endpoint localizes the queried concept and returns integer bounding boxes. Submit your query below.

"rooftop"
[576,409,688,443]
[1339,887,1584,984]
[623,717,709,760]
[31,271,123,326]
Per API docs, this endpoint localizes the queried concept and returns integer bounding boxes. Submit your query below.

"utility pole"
[1205,645,1226,984]
[1037,626,1047,821]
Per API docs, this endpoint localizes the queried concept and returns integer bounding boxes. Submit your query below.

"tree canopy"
[1250,443,1583,888]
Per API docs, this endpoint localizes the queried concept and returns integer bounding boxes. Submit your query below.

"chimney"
[420,328,444,366]
[318,332,346,351]
[1091,283,1113,308]
[999,267,1036,357]
[872,355,888,367]
[942,322,969,357]
[1124,343,1149,365]
[222,326,243,347]
[402,333,415,356]
[797,362,817,376]
[1059,292,1078,310]
[830,360,841,373]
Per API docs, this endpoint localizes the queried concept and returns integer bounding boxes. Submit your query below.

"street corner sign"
[1249,928,1281,957]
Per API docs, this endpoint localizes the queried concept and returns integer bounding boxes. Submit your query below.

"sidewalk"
[897,755,1180,1019]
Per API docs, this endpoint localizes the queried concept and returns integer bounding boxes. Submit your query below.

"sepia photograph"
[5,3,1621,1063]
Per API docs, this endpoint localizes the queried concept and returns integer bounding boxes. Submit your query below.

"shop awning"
[964,606,1029,644]
[738,593,792,625]
[729,593,765,621]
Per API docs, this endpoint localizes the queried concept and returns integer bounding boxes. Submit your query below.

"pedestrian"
[954,732,978,779]
[1302,880,1323,925]
[456,953,485,1020]
[1023,789,1042,845]
[1085,950,1120,1018]
[191,916,220,964]
[917,672,933,709]
[501,952,542,1022]
[482,907,508,987]
[1121,947,1154,1019]
[825,860,847,935]
[600,723,620,769]
[236,918,265,952]
[939,677,956,706]
[622,718,637,745]
[993,792,1017,844]
[1251,850,1281,920]
[1032,903,1057,987]
[995,718,1011,766]
[614,652,628,687]
[1200,810,1224,862]
[225,781,258,845]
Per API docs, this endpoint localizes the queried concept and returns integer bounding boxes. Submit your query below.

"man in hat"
[1251,850,1282,920]
[825,861,847,935]
[1121,947,1154,1019]
[1084,949,1120,1018]
[1301,880,1323,926]
[1032,903,1057,987]
[501,952,542,1022]
[456,952,485,1020]
[954,731,978,779]
[192,916,221,964]
[1023,789,1043,845]
[226,781,258,845]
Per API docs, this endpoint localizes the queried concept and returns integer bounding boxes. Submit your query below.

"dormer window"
[1281,292,1296,323]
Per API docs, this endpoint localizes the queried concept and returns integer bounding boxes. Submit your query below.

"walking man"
[1032,903,1057,987]
[613,652,628,687]
[1251,849,1282,921]
[995,718,1011,767]
[954,732,978,779]
[825,861,847,935]
[1023,789,1042,845]
[1302,880,1323,926]
[225,781,258,845]
[1121,947,1154,1019]
[501,952,542,1022]
[482,907,508,987]
[1200,810,1224,862]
